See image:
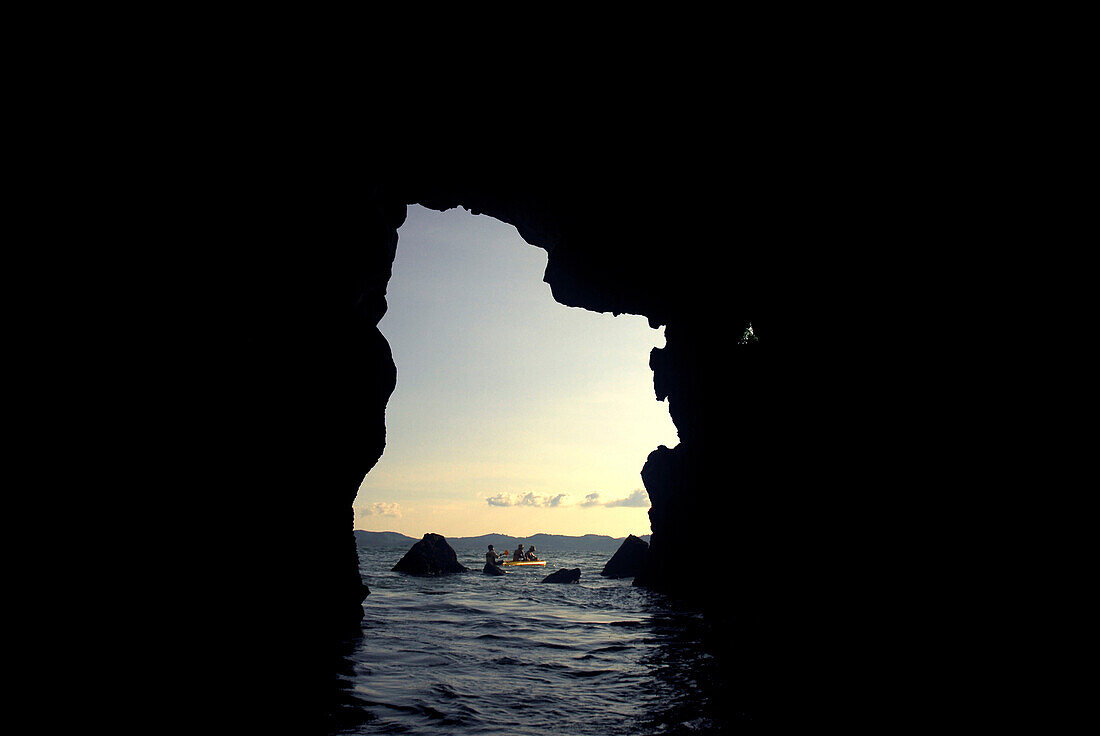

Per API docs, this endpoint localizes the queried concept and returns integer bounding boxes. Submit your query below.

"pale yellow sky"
[355,206,679,538]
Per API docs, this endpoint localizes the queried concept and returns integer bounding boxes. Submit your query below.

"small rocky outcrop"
[391,533,469,576]
[482,562,506,576]
[601,534,649,578]
[541,568,581,584]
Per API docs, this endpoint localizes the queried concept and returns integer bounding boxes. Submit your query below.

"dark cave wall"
[223,187,405,641]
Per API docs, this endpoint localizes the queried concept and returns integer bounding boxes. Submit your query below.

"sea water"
[325,546,733,735]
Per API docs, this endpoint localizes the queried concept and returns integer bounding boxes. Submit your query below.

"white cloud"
[357,502,402,518]
[603,489,650,508]
[484,489,651,510]
[486,492,571,508]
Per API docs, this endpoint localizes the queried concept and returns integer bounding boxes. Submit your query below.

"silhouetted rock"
[541,568,581,584]
[482,562,506,576]
[601,534,649,578]
[391,533,469,576]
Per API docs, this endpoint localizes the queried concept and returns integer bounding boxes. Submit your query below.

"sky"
[355,205,679,539]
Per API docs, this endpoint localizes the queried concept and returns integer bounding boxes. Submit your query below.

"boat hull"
[501,560,547,566]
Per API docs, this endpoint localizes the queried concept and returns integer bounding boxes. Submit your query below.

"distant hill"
[354,530,649,552]
[353,530,418,547]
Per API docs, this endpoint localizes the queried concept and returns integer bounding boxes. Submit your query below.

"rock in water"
[601,534,649,578]
[391,533,469,576]
[541,568,581,584]
[482,562,506,576]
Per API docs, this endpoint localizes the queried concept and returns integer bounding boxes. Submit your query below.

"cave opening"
[224,178,778,731]
[356,204,679,541]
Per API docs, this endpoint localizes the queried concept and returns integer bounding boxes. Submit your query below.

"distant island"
[355,530,650,553]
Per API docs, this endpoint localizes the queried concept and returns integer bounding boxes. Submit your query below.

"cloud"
[486,492,571,508]
[357,502,402,518]
[484,489,651,509]
[603,489,650,508]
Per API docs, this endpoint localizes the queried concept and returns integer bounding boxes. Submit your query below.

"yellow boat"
[501,560,547,567]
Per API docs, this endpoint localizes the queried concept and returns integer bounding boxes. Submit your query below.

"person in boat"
[524,546,539,561]
[512,544,526,561]
[485,544,503,567]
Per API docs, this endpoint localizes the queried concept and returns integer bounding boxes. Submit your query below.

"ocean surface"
[325,545,735,735]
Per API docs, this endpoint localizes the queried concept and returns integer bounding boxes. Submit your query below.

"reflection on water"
[313,547,742,735]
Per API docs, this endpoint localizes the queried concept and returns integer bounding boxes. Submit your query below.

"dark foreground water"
[325,546,736,735]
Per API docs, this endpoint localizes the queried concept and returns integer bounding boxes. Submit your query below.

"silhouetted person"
[513,544,525,561]
[485,544,503,567]
[525,546,539,561]
[483,544,506,575]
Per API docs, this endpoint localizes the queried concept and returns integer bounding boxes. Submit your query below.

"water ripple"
[328,547,733,735]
